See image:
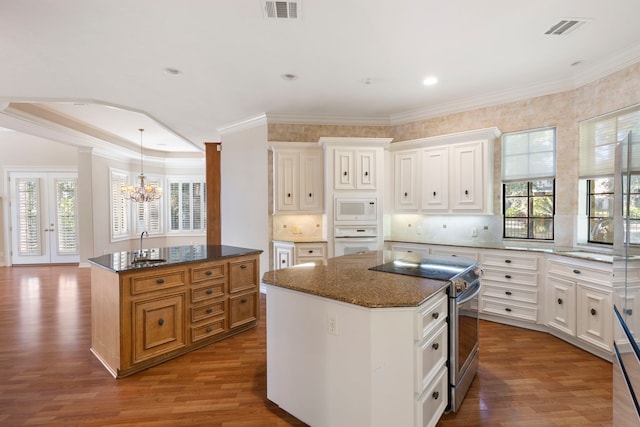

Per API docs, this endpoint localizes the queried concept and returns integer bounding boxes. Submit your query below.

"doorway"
[9,171,79,264]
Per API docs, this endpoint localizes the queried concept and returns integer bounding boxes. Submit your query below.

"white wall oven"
[333,225,379,256]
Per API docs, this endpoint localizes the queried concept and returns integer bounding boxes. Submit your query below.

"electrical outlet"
[416,225,423,234]
[471,227,478,237]
[328,314,339,335]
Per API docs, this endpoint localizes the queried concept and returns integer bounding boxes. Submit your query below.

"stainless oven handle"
[456,281,481,305]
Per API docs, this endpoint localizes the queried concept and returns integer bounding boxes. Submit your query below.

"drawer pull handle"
[404,192,408,197]
[432,391,440,400]
[505,259,512,264]
[241,264,247,269]
[625,309,634,315]
[505,291,512,296]
[432,312,440,320]
[206,327,213,333]
[206,308,213,314]
[156,278,165,284]
[433,191,437,196]
[432,342,439,350]
[205,271,212,276]
[505,274,512,279]
[282,259,286,264]
[557,298,563,305]
[241,298,248,303]
[591,308,597,316]
[505,307,512,312]
[308,250,313,254]
[206,289,213,295]
[309,193,312,198]
[573,269,581,274]
[158,318,164,326]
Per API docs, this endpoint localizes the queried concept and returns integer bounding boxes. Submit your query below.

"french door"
[9,171,79,264]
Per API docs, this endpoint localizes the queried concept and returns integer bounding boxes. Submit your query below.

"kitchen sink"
[131,258,167,265]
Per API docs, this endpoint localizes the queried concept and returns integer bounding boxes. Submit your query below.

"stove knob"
[455,279,468,292]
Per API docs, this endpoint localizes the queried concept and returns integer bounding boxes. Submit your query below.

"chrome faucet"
[139,231,148,257]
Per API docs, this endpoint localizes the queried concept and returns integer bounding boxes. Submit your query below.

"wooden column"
[205,142,222,245]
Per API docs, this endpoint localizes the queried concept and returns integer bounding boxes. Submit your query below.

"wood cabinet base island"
[261,251,451,427]
[89,245,262,378]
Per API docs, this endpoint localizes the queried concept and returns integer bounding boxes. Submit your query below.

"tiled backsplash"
[272,214,326,241]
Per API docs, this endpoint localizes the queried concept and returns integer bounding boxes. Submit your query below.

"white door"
[10,172,79,264]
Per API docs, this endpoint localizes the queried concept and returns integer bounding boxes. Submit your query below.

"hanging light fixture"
[121,128,163,202]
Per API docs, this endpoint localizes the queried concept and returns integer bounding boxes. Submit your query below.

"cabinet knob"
[287,193,291,198]
[625,308,634,315]
[158,318,164,326]
[241,298,248,303]
[281,259,286,264]
[364,171,369,177]
[206,289,213,295]
[573,269,581,274]
[343,171,348,176]
[206,307,213,314]
[309,193,312,198]
[241,264,247,269]
[591,308,597,316]
[505,307,512,312]
[432,391,440,400]
[404,192,408,197]
[464,189,469,195]
[206,327,213,333]
[505,274,512,279]
[557,298,563,305]
[433,191,436,197]
[505,291,512,296]
[432,312,440,320]
[308,250,313,254]
[156,278,165,284]
[505,259,512,264]
[205,271,212,276]
[432,342,439,350]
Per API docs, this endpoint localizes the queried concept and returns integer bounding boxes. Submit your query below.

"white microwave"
[335,197,377,222]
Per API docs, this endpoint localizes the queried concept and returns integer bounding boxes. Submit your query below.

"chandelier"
[121,128,163,202]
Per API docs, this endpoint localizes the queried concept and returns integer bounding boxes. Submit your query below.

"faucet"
[139,231,148,257]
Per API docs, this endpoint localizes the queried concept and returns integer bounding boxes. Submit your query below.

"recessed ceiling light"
[361,77,374,85]
[165,67,181,75]
[281,73,298,81]
[423,76,438,86]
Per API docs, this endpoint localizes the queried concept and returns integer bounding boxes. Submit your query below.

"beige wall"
[267,61,640,246]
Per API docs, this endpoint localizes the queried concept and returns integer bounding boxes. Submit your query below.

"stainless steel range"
[370,253,482,412]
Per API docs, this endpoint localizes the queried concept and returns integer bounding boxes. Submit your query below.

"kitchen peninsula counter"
[261,250,450,308]
[89,245,262,378]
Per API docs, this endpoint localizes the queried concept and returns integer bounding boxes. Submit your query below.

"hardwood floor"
[0,266,612,426]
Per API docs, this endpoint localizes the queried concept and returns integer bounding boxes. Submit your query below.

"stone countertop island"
[262,250,453,427]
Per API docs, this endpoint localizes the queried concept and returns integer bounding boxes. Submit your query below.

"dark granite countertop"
[261,250,451,309]
[88,245,263,273]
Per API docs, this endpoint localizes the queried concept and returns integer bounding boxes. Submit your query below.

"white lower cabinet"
[273,241,327,270]
[545,256,613,357]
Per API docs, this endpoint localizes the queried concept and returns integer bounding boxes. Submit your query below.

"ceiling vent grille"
[544,18,589,35]
[264,1,299,19]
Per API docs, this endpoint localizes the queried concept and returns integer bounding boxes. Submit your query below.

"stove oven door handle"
[456,281,482,305]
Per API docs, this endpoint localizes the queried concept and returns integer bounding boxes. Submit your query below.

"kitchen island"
[261,250,451,427]
[89,245,262,378]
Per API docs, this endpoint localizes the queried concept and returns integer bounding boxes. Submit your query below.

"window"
[134,176,162,235]
[110,169,129,240]
[168,179,207,232]
[502,127,556,240]
[579,104,640,244]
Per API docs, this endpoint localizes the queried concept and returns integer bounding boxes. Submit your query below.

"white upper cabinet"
[390,128,499,214]
[334,148,377,190]
[272,143,324,214]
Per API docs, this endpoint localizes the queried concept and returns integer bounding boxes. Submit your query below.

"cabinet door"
[334,149,355,190]
[276,152,299,211]
[274,243,294,270]
[132,293,186,363]
[229,291,258,329]
[421,147,449,211]
[357,150,376,189]
[451,141,484,211]
[577,285,612,351]
[299,151,323,211]
[229,257,258,294]
[546,276,576,335]
[394,151,418,210]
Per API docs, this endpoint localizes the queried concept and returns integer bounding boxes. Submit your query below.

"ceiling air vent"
[544,18,589,35]
[264,1,299,19]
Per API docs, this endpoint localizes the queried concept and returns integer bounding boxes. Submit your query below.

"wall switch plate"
[471,227,478,237]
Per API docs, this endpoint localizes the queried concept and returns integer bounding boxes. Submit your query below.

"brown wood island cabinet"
[88,245,262,378]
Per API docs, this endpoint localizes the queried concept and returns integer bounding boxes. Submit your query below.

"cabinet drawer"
[480,295,537,322]
[415,365,448,427]
[482,282,537,304]
[191,263,225,283]
[481,267,537,287]
[547,259,612,287]
[416,291,448,341]
[130,270,186,295]
[229,291,258,329]
[229,258,258,293]
[296,244,326,258]
[191,300,225,323]
[191,318,226,342]
[415,322,447,394]
[191,281,225,303]
[482,253,538,271]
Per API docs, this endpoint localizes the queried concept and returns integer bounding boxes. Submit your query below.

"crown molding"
[217,113,268,136]
[265,113,391,126]
[572,43,640,87]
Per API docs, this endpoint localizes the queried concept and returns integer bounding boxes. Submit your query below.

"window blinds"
[579,105,640,178]
[502,127,556,182]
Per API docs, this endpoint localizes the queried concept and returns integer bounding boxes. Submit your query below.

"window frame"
[503,179,556,240]
[110,168,130,242]
[167,176,207,234]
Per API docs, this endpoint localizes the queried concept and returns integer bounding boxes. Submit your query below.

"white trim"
[217,113,268,136]
[266,113,391,126]
[387,127,501,151]
[318,137,393,148]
